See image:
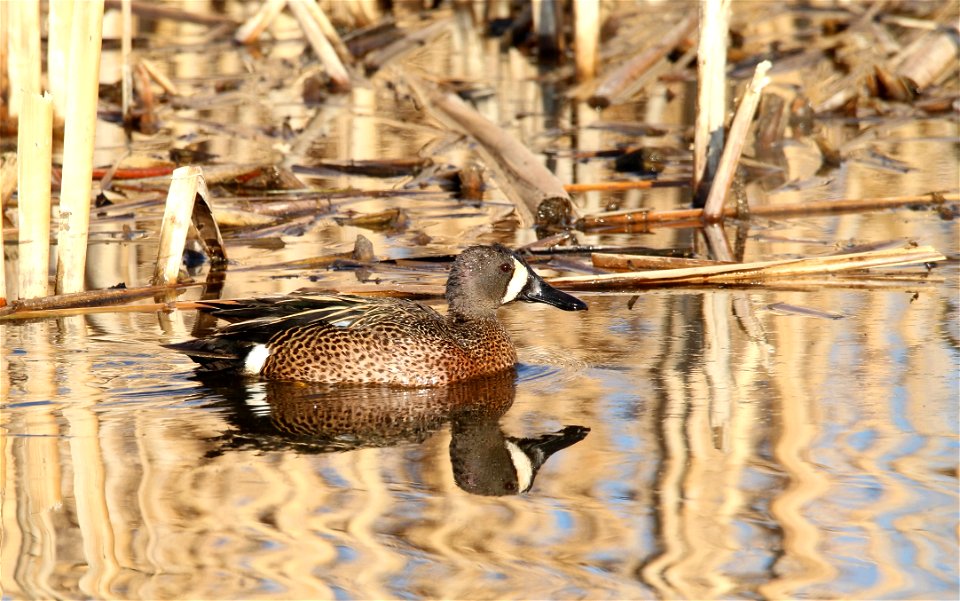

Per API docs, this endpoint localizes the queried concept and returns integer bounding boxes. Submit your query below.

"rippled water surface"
[2,1,959,599]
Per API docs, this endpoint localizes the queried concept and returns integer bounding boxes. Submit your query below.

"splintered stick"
[55,0,104,294]
[701,60,771,222]
[17,92,54,299]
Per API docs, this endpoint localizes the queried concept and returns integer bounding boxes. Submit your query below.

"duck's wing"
[166,295,443,370]
[205,295,376,330]
[205,294,442,336]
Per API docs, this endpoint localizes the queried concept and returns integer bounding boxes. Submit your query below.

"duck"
[167,244,587,386]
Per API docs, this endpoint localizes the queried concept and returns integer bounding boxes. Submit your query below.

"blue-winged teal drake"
[167,244,587,386]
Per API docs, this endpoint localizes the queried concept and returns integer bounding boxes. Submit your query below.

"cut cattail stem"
[154,166,206,286]
[55,0,105,295]
[17,92,54,299]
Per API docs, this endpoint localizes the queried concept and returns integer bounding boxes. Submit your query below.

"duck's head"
[445,244,587,319]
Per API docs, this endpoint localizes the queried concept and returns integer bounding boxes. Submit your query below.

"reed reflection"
[196,371,589,496]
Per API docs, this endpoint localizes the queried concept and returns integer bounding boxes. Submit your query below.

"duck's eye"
[500,262,512,273]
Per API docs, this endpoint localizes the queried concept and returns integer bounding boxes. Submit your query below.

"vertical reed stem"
[17,92,54,299]
[48,0,75,122]
[121,0,133,120]
[693,0,730,207]
[55,0,105,295]
[8,0,43,119]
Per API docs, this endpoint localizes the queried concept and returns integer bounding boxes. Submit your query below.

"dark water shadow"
[194,371,590,496]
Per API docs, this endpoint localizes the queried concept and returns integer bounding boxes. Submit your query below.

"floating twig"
[0,283,205,321]
[592,253,733,271]
[548,245,946,290]
[578,192,959,229]
[563,179,687,193]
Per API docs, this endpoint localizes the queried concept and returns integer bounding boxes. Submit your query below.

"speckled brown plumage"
[258,299,517,386]
[167,244,587,386]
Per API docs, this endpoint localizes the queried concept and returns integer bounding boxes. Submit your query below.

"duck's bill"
[519,275,588,311]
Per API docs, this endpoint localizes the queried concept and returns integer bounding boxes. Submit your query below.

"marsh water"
[2,3,959,600]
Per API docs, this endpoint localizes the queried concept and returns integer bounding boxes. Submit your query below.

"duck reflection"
[197,371,589,496]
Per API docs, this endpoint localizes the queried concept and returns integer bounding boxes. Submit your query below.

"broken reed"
[693,0,729,206]
[154,166,206,286]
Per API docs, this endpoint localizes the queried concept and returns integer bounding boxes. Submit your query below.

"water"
[2,2,959,599]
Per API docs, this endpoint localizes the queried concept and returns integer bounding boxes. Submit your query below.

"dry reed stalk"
[410,78,576,228]
[0,182,5,305]
[893,27,959,91]
[578,192,959,229]
[363,17,453,72]
[0,282,203,320]
[573,0,599,81]
[153,166,206,285]
[7,0,43,119]
[300,0,354,66]
[17,92,54,300]
[235,0,287,44]
[592,253,732,271]
[288,0,351,91]
[702,59,770,222]
[549,245,946,290]
[588,12,697,108]
[139,59,179,96]
[103,0,238,26]
[120,0,133,119]
[55,0,104,295]
[693,0,730,206]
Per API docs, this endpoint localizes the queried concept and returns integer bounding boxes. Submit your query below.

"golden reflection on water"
[4,276,958,599]
[3,1,959,598]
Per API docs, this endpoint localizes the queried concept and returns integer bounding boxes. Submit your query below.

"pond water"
[2,2,959,600]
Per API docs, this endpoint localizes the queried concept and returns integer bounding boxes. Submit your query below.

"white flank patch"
[506,441,534,492]
[243,344,271,375]
[501,258,529,304]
